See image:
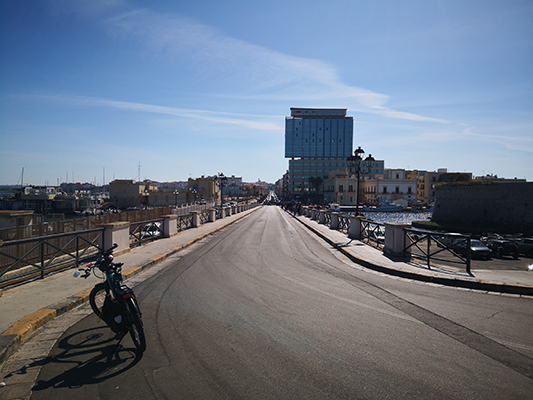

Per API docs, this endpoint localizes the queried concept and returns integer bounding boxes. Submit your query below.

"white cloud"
[31,94,281,131]
[101,7,447,124]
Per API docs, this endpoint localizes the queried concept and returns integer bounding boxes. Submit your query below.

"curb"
[0,209,257,367]
[291,213,533,297]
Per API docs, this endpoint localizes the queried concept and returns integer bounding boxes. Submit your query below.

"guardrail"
[200,210,210,224]
[404,229,472,274]
[1,202,260,287]
[337,214,350,233]
[297,206,472,273]
[0,228,104,285]
[177,214,193,231]
[130,219,165,247]
[361,219,385,249]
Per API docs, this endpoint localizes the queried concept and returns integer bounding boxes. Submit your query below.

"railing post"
[76,235,80,269]
[383,223,411,258]
[209,208,216,222]
[466,237,471,274]
[427,234,431,268]
[40,240,45,279]
[162,215,178,238]
[319,210,327,224]
[349,215,363,239]
[331,212,340,230]
[100,221,131,256]
[191,211,200,228]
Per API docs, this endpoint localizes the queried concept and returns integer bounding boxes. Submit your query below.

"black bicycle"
[76,243,146,352]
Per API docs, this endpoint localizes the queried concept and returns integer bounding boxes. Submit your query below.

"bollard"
[100,222,131,255]
[331,212,340,230]
[319,210,327,224]
[162,215,178,238]
[384,223,411,258]
[191,211,200,228]
[349,215,364,239]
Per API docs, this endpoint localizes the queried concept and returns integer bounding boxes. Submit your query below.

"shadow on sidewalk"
[4,324,143,392]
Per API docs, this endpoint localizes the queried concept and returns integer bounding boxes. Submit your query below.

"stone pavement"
[1,206,532,369]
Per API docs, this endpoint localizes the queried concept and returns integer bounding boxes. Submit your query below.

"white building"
[362,169,417,205]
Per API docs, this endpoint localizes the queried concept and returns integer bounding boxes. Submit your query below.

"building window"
[348,184,354,192]
[383,187,387,193]
[395,187,400,194]
[339,185,344,192]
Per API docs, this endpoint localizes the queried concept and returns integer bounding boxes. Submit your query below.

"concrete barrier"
[100,221,130,255]
[163,215,178,238]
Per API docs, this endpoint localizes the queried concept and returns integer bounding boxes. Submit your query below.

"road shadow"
[4,325,142,391]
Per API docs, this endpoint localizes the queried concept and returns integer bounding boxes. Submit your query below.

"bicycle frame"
[78,243,146,351]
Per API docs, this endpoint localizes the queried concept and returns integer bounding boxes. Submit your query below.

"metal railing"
[338,215,350,233]
[361,219,385,248]
[0,228,104,284]
[177,214,193,231]
[130,218,165,247]
[200,210,210,224]
[404,229,471,273]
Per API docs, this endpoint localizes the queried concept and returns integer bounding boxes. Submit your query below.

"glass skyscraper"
[285,108,354,199]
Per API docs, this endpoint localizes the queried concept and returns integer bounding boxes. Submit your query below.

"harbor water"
[359,211,433,225]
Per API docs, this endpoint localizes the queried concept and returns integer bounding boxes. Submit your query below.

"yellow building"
[109,180,158,208]
[186,176,220,203]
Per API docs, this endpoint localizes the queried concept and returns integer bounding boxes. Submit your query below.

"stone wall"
[432,182,533,233]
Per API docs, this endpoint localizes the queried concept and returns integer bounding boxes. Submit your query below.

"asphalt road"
[28,206,533,399]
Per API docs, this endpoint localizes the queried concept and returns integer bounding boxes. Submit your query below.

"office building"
[285,108,354,200]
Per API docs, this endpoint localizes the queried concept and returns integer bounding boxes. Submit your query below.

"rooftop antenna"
[138,162,141,182]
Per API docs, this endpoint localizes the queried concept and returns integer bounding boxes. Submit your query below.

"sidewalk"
[1,206,533,367]
[0,207,259,366]
[292,213,533,296]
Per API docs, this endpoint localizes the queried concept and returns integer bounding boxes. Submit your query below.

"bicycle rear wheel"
[126,296,146,352]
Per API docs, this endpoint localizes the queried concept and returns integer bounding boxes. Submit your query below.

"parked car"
[486,240,519,259]
[436,234,463,248]
[141,223,162,240]
[453,240,492,260]
[516,238,533,258]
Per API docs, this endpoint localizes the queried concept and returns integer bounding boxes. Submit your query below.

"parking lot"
[410,242,533,272]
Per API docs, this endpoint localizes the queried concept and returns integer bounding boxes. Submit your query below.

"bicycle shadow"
[5,323,143,391]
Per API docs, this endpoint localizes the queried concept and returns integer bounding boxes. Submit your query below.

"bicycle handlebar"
[74,243,119,278]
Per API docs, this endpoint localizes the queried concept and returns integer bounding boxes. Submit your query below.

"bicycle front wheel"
[89,283,107,319]
[126,296,146,352]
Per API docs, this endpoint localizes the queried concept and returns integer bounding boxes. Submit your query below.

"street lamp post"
[217,172,227,209]
[346,146,375,216]
[173,190,179,207]
[142,190,150,208]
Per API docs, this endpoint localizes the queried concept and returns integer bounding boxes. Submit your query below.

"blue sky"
[1,0,532,185]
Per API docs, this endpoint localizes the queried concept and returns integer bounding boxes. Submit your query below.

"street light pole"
[346,146,374,216]
[217,172,227,209]
[173,190,179,207]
